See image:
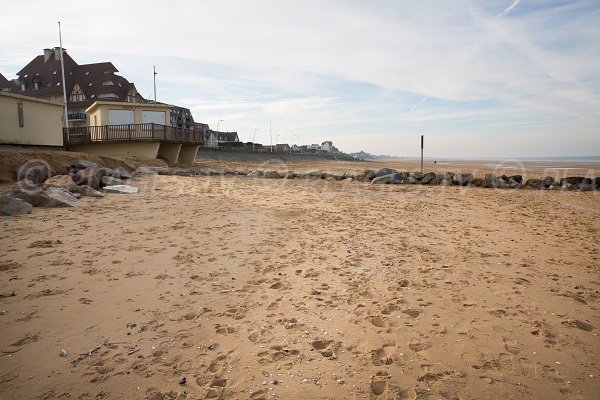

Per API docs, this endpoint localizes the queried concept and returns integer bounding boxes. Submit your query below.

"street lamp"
[214,117,223,148]
[253,127,259,152]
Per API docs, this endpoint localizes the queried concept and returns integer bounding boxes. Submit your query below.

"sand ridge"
[0,174,599,399]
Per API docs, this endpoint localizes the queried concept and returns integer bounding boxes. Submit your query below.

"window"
[88,83,93,87]
[53,70,57,75]
[70,86,85,102]
[85,71,90,76]
[102,80,114,86]
[98,93,118,99]
[56,82,61,86]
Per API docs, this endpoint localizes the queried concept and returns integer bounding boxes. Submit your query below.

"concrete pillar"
[157,143,182,164]
[177,145,199,166]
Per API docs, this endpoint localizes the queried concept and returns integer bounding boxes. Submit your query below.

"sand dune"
[1,174,599,399]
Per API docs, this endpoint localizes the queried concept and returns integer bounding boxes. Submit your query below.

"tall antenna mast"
[58,22,68,130]
[153,66,157,102]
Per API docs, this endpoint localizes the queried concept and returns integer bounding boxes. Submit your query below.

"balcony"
[63,123,204,146]
[67,112,86,121]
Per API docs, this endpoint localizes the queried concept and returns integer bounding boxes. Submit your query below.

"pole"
[58,22,68,130]
[253,128,258,152]
[420,134,424,174]
[215,117,222,149]
[270,120,272,153]
[153,66,157,103]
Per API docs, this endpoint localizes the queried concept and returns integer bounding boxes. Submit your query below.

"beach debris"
[0,196,33,216]
[59,349,68,357]
[179,377,187,385]
[3,220,12,225]
[127,347,140,355]
[103,185,139,194]
[207,342,219,350]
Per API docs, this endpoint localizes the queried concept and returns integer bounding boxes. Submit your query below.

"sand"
[1,172,599,399]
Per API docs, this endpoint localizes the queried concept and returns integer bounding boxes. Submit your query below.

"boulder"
[410,172,425,181]
[578,178,597,191]
[107,167,132,179]
[157,168,173,176]
[73,167,106,190]
[172,169,193,177]
[440,179,454,186]
[375,168,397,178]
[429,178,441,185]
[483,173,499,188]
[438,172,455,182]
[264,170,283,179]
[471,178,484,187]
[362,170,377,181]
[372,174,394,184]
[136,166,159,175]
[420,172,437,184]
[16,160,51,186]
[507,177,521,188]
[560,177,585,187]
[0,195,33,216]
[497,178,511,189]
[72,185,104,197]
[525,178,542,188]
[197,168,214,176]
[509,175,523,184]
[42,175,78,191]
[541,176,555,188]
[75,160,102,170]
[407,176,420,184]
[11,187,77,207]
[101,176,125,186]
[103,185,139,194]
[454,173,473,186]
[306,170,324,179]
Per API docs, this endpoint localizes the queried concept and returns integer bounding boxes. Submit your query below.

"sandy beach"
[1,171,599,399]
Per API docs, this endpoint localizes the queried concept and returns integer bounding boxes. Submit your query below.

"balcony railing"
[63,123,204,146]
[67,112,86,120]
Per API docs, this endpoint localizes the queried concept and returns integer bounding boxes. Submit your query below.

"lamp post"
[214,117,223,148]
[253,127,259,152]
[275,134,281,153]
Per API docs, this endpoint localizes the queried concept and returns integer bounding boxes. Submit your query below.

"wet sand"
[1,174,599,399]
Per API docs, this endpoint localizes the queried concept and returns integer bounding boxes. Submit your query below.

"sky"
[1,0,599,158]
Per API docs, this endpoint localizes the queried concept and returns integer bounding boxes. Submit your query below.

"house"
[205,130,240,148]
[4,48,145,127]
[321,141,333,152]
[0,91,64,146]
[0,73,11,91]
[170,106,195,130]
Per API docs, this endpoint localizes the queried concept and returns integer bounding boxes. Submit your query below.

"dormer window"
[88,83,93,87]
[103,70,112,74]
[56,82,61,86]
[102,80,114,86]
[85,71,90,76]
[53,70,57,75]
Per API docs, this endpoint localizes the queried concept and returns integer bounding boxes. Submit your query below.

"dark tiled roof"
[13,48,143,109]
[0,72,10,89]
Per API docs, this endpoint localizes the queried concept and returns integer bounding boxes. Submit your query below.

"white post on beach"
[421,135,424,174]
[270,120,272,153]
[253,127,259,152]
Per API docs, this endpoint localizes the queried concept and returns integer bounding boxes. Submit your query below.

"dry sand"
[1,172,599,399]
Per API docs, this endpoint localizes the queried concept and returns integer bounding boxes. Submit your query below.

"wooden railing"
[63,123,204,146]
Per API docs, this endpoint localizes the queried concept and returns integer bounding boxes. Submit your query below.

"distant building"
[205,130,240,148]
[321,141,333,152]
[0,73,11,91]
[170,106,195,130]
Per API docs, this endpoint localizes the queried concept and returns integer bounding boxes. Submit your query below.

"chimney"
[53,47,65,61]
[43,48,52,63]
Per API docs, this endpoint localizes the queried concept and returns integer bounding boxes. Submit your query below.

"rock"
[560,177,584,187]
[103,185,140,195]
[541,176,555,188]
[362,170,377,181]
[420,172,437,184]
[136,166,158,175]
[471,178,484,187]
[454,173,473,186]
[284,171,296,179]
[507,177,521,188]
[72,185,104,197]
[525,178,542,188]
[407,176,420,184]
[42,175,78,191]
[75,160,102,170]
[103,185,139,194]
[264,170,283,179]
[16,160,51,186]
[172,169,192,177]
[575,320,593,331]
[483,173,499,188]
[0,195,33,216]
[73,167,106,190]
[157,168,173,176]
[306,170,324,179]
[11,187,77,207]
[372,174,394,184]
[375,168,397,178]
[497,178,511,189]
[101,176,125,186]
[110,167,132,179]
[410,172,425,181]
[429,178,440,185]
[247,170,264,178]
[197,168,214,176]
[509,175,523,184]
[440,179,453,186]
[438,171,455,182]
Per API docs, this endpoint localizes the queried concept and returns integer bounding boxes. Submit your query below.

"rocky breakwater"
[1,160,139,216]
